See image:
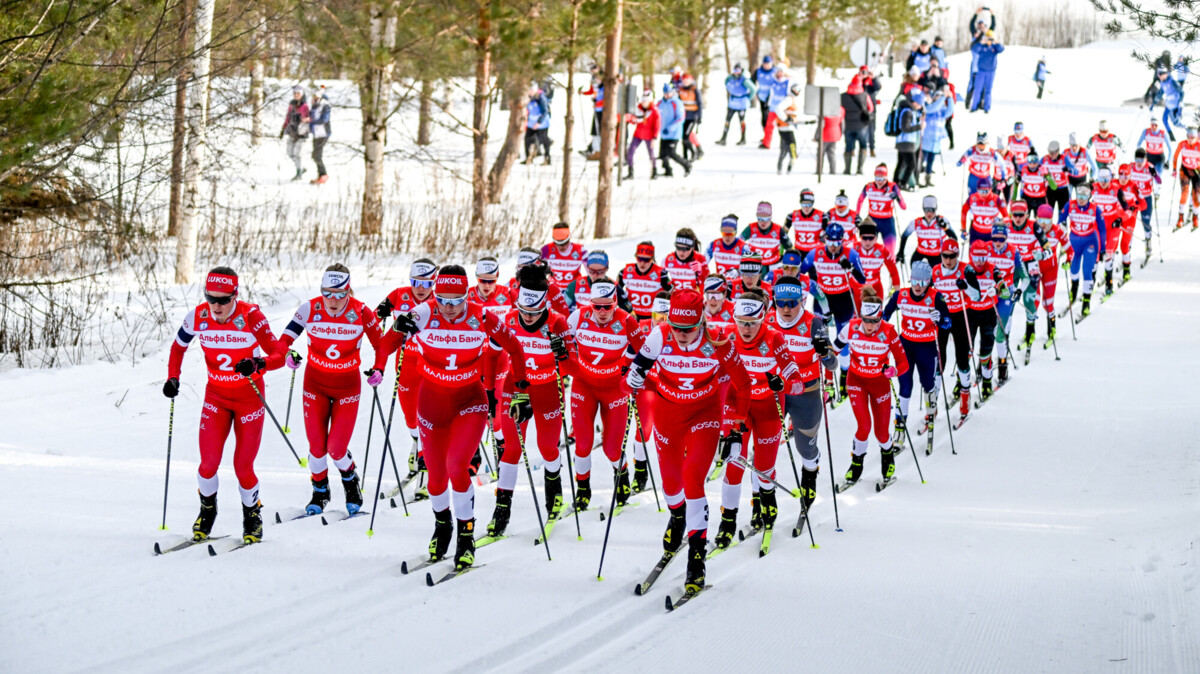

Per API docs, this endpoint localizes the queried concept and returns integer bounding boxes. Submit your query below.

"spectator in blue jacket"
[970,32,1005,113]
[931,37,947,68]
[718,64,757,146]
[658,85,691,177]
[523,81,552,165]
[920,87,953,187]
[1034,57,1049,99]
[906,40,933,74]
[894,91,924,190]
[309,85,332,184]
[753,55,775,131]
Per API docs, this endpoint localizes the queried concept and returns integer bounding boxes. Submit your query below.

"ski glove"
[660,274,672,291]
[838,257,854,271]
[882,366,898,378]
[549,333,569,362]
[485,389,497,418]
[812,333,833,359]
[163,377,180,399]
[509,392,533,424]
[235,357,267,377]
[766,372,785,392]
[955,278,969,290]
[375,297,394,319]
[391,312,419,336]
[928,308,941,325]
[364,369,383,387]
[286,350,303,370]
[626,367,646,391]
[718,429,743,462]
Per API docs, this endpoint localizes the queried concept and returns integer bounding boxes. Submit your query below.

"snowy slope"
[3,41,1200,673]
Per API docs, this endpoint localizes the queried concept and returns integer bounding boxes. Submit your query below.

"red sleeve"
[961,197,971,222]
[483,346,500,390]
[716,339,753,419]
[893,185,907,210]
[856,189,867,213]
[548,284,570,315]
[770,332,799,381]
[248,306,286,370]
[167,342,187,380]
[485,311,526,383]
[372,328,404,371]
[361,304,383,352]
[889,328,910,375]
[626,313,647,357]
[884,255,900,286]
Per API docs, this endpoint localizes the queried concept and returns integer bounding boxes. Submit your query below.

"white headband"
[861,301,883,318]
[517,287,547,310]
[652,297,670,314]
[590,281,617,300]
[734,298,766,319]
[517,250,540,266]
[411,261,437,278]
[322,271,350,290]
[475,259,500,276]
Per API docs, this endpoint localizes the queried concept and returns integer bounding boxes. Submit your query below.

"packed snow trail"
[4,41,1200,673]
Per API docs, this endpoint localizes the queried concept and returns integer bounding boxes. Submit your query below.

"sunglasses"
[775,299,801,309]
[636,256,653,263]
[675,245,692,252]
[435,295,467,307]
[735,319,762,328]
[941,252,958,258]
[321,289,349,300]
[924,208,936,213]
[861,315,882,324]
[671,324,701,334]
[861,236,877,242]
[412,279,435,289]
[477,278,497,285]
[592,302,616,311]
[205,293,235,305]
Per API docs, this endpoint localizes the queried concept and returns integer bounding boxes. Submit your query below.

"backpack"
[883,101,906,137]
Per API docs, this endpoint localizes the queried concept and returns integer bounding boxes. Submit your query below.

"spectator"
[1174,54,1190,84]
[1034,57,1049,99]
[578,72,605,157]
[753,56,776,132]
[970,31,1005,113]
[309,85,331,185]
[657,84,691,177]
[776,83,803,174]
[761,67,792,149]
[906,40,933,73]
[718,64,756,145]
[920,87,953,187]
[678,74,704,161]
[920,64,947,94]
[901,67,922,98]
[894,91,924,190]
[626,89,661,179]
[817,97,845,174]
[280,85,310,181]
[967,8,996,103]
[841,74,873,175]
[931,36,947,66]
[670,65,684,89]
[523,81,552,165]
[860,65,882,157]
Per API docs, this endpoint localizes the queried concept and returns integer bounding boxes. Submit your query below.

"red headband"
[436,274,468,295]
[206,273,238,294]
[636,243,655,258]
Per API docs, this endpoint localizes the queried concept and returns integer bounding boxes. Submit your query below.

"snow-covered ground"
[3,40,1200,673]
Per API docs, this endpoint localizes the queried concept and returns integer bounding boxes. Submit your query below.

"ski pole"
[368,367,409,535]
[516,421,552,562]
[888,379,925,483]
[374,391,410,515]
[727,455,800,497]
[361,384,378,494]
[819,367,842,531]
[159,399,174,530]
[244,376,306,467]
[629,395,662,511]
[1154,193,1164,263]
[959,305,986,403]
[934,351,957,455]
[772,392,803,492]
[282,365,296,433]
[596,398,636,581]
[551,356,583,540]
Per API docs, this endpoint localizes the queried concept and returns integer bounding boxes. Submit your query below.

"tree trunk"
[558,0,581,223]
[249,14,265,147]
[804,0,819,85]
[594,0,623,240]
[686,28,699,76]
[359,4,398,236]
[772,35,787,66]
[743,7,762,69]
[470,3,492,231]
[641,52,655,93]
[174,0,215,284]
[417,78,433,145]
[721,7,731,73]
[486,77,526,204]
[168,75,187,238]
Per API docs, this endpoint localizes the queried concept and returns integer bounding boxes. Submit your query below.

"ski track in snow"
[4,41,1200,673]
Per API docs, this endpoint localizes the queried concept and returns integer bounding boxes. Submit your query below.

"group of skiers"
[281,84,333,184]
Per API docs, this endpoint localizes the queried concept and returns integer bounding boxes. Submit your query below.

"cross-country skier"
[799,223,867,402]
[931,238,982,417]
[883,260,950,440]
[663,228,709,290]
[1089,168,1130,297]
[280,265,382,516]
[985,224,1027,386]
[708,215,750,280]
[823,190,863,246]
[1088,120,1124,171]
[964,240,1000,401]
[1113,165,1147,283]
[1013,153,1055,213]
[618,242,667,325]
[741,201,790,270]
[897,195,955,269]
[703,275,736,334]
[1170,127,1200,231]
[1064,133,1096,192]
[564,250,630,312]
[958,132,1004,195]
[853,220,901,302]
[962,177,1009,243]
[1040,140,1075,214]
[1059,183,1108,319]
[1138,118,1172,176]
[165,267,287,543]
[784,188,826,256]
[856,164,907,254]
[541,222,588,290]
[729,252,774,301]
[1127,152,1162,252]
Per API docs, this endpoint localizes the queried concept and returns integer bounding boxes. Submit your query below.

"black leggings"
[778,130,797,171]
[937,310,971,384]
[1046,187,1070,215]
[966,307,997,373]
[682,119,702,160]
[895,150,919,187]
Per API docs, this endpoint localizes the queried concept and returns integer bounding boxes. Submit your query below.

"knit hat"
[668,289,704,329]
[756,201,773,218]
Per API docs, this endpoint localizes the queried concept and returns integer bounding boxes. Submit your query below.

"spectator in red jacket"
[626,89,662,179]
[818,105,845,174]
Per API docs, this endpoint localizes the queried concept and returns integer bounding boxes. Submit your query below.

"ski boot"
[1193,213,1199,231]
[844,452,865,483]
[1069,280,1079,305]
[305,477,331,515]
[1104,269,1115,297]
[192,492,217,542]
[880,448,896,480]
[959,387,971,416]
[631,459,650,494]
[715,130,728,146]
[981,378,993,402]
[1174,213,1185,231]
[685,532,707,594]
[1023,320,1036,349]
[492,437,505,468]
[454,518,476,570]
[341,467,363,515]
[737,129,747,145]
[573,476,591,512]
[749,491,763,529]
[429,508,452,561]
[1122,262,1131,283]
[614,465,632,507]
[1080,295,1092,318]
[759,488,778,530]
[487,488,512,537]
[799,467,819,511]
[998,357,1009,385]
[893,409,908,447]
[663,504,686,553]
[1046,316,1056,343]
[837,369,849,403]
[714,507,737,549]
[242,501,263,544]
[624,166,634,180]
[544,469,564,519]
